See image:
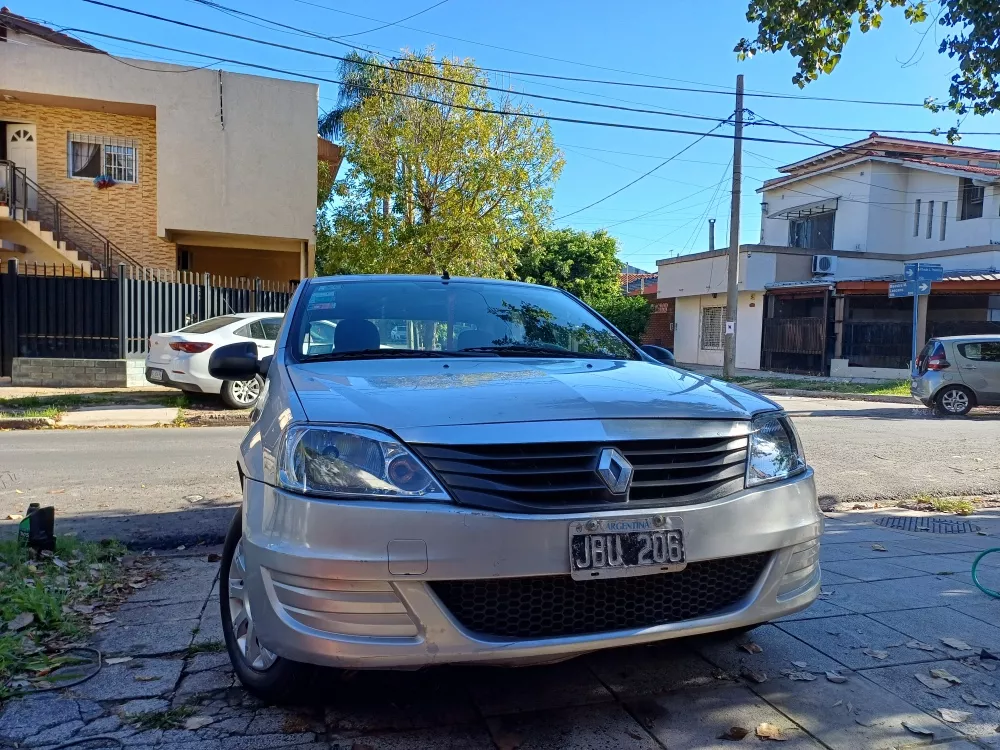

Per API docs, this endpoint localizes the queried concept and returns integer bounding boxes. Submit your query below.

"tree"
[591,294,653,343]
[736,1,1000,125]
[315,160,340,275]
[318,51,563,277]
[516,228,621,304]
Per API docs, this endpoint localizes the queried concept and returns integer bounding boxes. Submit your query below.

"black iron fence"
[0,261,294,376]
[841,321,911,369]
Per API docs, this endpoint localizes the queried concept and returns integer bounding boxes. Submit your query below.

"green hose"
[972,549,1000,599]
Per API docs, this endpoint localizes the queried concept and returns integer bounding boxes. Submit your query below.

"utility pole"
[708,218,716,252]
[723,74,744,380]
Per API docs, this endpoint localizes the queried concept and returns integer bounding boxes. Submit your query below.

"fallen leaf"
[183,716,214,731]
[938,708,972,724]
[718,726,749,741]
[71,604,96,614]
[740,641,763,654]
[846,702,853,715]
[906,640,937,652]
[961,692,990,707]
[756,722,786,741]
[788,671,816,681]
[133,675,160,682]
[791,660,808,668]
[127,582,146,590]
[6,612,34,632]
[15,489,22,494]
[48,489,64,494]
[863,649,888,660]
[942,638,974,651]
[51,558,67,569]
[5,514,23,521]
[825,671,848,684]
[930,668,962,685]
[915,673,952,690]
[980,648,999,661]
[872,544,887,552]
[740,667,768,684]
[206,553,221,563]
[176,545,186,551]
[105,657,132,665]
[854,716,879,728]
[831,700,843,708]
[91,615,115,625]
[901,721,935,737]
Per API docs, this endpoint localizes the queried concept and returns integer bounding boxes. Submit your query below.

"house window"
[926,201,934,239]
[700,305,726,350]
[177,249,193,271]
[959,177,984,220]
[788,211,834,251]
[940,201,948,240]
[913,199,921,236]
[68,133,138,183]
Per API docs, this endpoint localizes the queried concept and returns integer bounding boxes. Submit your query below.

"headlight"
[277,425,449,500]
[747,412,806,487]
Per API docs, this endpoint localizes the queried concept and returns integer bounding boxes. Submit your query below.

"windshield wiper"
[303,348,470,362]
[459,345,613,359]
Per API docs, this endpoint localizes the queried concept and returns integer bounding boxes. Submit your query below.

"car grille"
[411,436,748,512]
[430,553,770,639]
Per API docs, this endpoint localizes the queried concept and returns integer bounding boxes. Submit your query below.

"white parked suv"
[145,313,282,408]
[208,275,821,701]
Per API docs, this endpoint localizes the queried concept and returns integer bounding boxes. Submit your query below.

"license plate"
[148,369,163,382]
[569,517,685,580]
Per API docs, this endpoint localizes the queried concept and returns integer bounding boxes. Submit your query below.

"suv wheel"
[221,376,263,409]
[935,385,974,416]
[219,512,315,702]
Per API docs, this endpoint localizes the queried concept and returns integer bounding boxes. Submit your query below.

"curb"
[182,411,251,427]
[753,388,915,404]
[0,416,56,429]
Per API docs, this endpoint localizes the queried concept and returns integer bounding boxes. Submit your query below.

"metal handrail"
[1,159,142,275]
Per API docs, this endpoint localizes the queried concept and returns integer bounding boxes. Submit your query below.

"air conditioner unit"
[812,254,837,275]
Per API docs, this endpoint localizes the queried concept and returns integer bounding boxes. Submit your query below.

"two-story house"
[0,9,332,283]
[657,134,1000,375]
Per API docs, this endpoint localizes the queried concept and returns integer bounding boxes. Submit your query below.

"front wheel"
[219,511,316,702]
[935,385,974,416]
[220,376,263,409]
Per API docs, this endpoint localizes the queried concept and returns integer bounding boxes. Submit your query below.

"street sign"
[915,280,931,295]
[904,262,944,282]
[889,281,915,298]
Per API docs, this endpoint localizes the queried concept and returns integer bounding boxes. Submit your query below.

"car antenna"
[441,268,450,281]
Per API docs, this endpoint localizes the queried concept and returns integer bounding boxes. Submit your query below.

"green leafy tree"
[736,1,1000,128]
[516,229,621,304]
[319,50,563,277]
[315,160,340,275]
[591,294,653,342]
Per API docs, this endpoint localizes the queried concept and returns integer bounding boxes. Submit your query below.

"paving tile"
[867,607,1000,657]
[22,719,84,747]
[464,660,613,716]
[348,724,496,749]
[485,703,659,750]
[627,682,825,748]
[819,569,858,585]
[888,553,983,576]
[818,576,981,614]
[69,658,183,701]
[778,614,938,670]
[747,670,959,749]
[325,669,478,737]
[584,641,726,700]
[176,668,236,696]
[0,697,83,743]
[952,597,1000,629]
[698,623,845,676]
[94,619,197,656]
[220,733,317,749]
[823,558,933,582]
[192,606,226,648]
[114,600,206,626]
[823,527,915,544]
[862,659,1000,744]
[820,544,915,562]
[888,537,982,555]
[776,598,852,622]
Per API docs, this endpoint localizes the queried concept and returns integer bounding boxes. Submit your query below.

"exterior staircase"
[0,160,140,276]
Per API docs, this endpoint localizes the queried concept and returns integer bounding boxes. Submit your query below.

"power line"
[336,0,452,39]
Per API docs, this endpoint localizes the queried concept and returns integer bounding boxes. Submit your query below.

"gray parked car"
[912,335,1000,416]
[208,275,821,701]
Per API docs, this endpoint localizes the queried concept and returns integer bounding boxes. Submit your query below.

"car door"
[956,340,1000,403]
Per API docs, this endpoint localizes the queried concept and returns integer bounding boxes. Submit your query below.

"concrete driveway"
[3,511,1000,748]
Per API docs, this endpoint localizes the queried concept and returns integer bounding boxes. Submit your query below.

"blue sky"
[28,0,1000,271]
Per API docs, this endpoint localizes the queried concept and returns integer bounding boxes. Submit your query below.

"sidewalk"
[680,363,898,385]
[3,509,1000,749]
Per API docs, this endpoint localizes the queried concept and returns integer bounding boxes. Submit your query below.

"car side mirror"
[641,344,675,365]
[209,341,259,380]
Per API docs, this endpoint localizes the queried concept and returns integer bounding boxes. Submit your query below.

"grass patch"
[728,377,910,396]
[0,537,130,699]
[0,406,60,419]
[130,706,195,731]
[930,498,977,516]
[186,640,225,656]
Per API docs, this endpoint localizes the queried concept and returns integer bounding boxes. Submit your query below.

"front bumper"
[241,471,822,669]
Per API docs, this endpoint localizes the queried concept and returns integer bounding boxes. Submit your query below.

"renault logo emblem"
[596,448,633,495]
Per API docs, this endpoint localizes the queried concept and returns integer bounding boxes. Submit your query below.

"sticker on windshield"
[308,289,337,310]
[308,302,336,310]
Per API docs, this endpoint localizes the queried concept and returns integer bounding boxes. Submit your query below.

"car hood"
[287,357,777,430]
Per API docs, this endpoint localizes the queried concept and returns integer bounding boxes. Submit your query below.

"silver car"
[208,275,821,700]
[912,335,1000,416]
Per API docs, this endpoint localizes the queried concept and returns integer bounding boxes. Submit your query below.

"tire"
[934,385,974,417]
[219,511,316,703]
[220,376,263,409]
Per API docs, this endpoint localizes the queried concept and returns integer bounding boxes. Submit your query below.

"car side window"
[233,324,253,339]
[260,318,282,341]
[248,321,266,340]
[979,342,1000,362]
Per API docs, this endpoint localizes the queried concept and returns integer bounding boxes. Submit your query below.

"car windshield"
[292,278,638,361]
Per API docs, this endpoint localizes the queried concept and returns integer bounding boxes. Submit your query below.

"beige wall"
[0,42,318,247]
[0,101,174,267]
[180,245,301,285]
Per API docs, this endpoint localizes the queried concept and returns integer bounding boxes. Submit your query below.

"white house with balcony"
[657,134,1000,374]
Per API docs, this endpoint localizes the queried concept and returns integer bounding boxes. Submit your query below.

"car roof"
[309,274,544,290]
[933,334,1000,342]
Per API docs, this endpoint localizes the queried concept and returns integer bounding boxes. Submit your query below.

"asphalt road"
[1,396,998,546]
